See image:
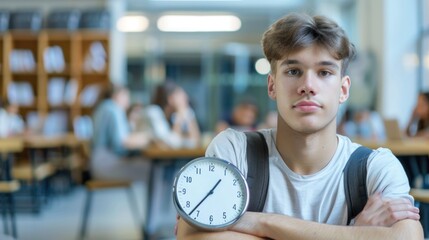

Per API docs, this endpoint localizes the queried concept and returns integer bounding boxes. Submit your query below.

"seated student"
[3,99,26,136]
[150,81,201,148]
[91,83,152,181]
[177,13,422,239]
[0,99,8,137]
[258,110,278,129]
[406,91,429,138]
[338,108,385,140]
[127,102,145,132]
[215,98,259,133]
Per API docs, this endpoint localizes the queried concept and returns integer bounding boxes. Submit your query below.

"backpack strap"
[343,146,373,225]
[245,131,270,212]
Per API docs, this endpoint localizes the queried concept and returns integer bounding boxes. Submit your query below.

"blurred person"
[3,99,26,136]
[215,98,259,133]
[338,108,385,140]
[258,110,278,129]
[177,12,422,239]
[406,91,429,138]
[0,98,8,137]
[91,83,152,181]
[127,102,145,132]
[151,81,201,148]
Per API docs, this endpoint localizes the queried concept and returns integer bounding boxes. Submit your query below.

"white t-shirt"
[205,128,412,225]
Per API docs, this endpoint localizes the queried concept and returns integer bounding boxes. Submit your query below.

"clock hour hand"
[188,179,222,216]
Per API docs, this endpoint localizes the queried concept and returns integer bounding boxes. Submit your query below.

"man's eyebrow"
[279,59,340,71]
[318,61,340,70]
[279,59,299,66]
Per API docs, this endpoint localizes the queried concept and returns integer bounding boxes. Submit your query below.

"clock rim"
[172,156,250,230]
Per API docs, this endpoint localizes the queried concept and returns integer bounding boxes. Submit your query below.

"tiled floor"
[1,185,176,240]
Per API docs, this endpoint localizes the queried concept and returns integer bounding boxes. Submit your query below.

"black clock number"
[237,191,242,198]
[233,204,236,210]
[209,163,215,172]
[186,201,191,208]
[232,179,237,186]
[184,176,192,183]
[223,212,227,219]
[209,215,213,224]
[195,166,201,175]
[180,188,186,195]
[224,167,228,176]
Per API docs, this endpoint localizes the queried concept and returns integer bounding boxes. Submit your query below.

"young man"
[177,13,423,239]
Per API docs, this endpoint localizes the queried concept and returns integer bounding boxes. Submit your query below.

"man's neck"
[275,122,338,175]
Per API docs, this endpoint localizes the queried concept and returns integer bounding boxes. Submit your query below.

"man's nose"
[297,72,316,95]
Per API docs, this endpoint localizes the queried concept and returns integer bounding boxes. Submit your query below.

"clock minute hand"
[188,179,222,216]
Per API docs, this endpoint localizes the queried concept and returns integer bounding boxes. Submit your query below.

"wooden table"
[23,133,79,149]
[355,138,429,156]
[0,137,24,154]
[142,145,207,239]
[142,146,206,159]
[17,133,81,212]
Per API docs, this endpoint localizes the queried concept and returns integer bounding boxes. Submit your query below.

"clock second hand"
[188,179,222,216]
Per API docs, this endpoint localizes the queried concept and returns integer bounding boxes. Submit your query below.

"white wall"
[357,0,419,127]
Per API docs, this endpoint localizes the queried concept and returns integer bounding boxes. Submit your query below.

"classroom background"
[0,0,429,240]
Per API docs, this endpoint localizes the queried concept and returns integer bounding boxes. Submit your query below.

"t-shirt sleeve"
[205,128,248,176]
[366,148,413,203]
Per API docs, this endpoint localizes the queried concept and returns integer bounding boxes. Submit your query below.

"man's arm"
[176,218,267,240]
[354,193,420,226]
[176,194,422,240]
[231,212,423,240]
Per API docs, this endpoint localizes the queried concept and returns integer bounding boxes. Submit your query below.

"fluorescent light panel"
[117,15,149,32]
[157,15,241,32]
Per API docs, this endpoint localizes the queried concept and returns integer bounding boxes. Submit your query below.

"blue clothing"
[92,99,130,156]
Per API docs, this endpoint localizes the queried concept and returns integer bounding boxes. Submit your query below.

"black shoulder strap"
[343,146,373,225]
[245,131,269,212]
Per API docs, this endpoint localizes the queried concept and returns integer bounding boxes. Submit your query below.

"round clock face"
[172,157,249,230]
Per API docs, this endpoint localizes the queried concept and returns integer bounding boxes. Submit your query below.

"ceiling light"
[117,15,149,32]
[157,15,241,32]
[255,58,270,75]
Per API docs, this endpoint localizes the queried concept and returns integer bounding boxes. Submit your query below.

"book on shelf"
[8,81,34,106]
[44,46,66,73]
[83,41,107,73]
[47,77,65,106]
[42,110,68,136]
[73,115,93,140]
[64,79,78,106]
[10,49,36,73]
[80,84,101,107]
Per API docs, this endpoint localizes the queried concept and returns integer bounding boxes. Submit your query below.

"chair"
[0,138,23,239]
[78,179,141,239]
[75,116,141,239]
[0,180,20,239]
[11,149,56,212]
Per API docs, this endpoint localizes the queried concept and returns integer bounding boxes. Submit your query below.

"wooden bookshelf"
[1,30,110,131]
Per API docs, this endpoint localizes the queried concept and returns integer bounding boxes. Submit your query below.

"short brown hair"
[262,13,355,76]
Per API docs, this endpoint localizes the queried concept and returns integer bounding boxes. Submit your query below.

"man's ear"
[339,75,351,103]
[267,74,276,100]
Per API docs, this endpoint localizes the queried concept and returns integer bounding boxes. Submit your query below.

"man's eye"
[287,69,300,76]
[319,71,331,77]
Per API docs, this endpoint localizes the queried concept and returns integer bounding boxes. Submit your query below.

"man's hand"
[354,193,420,226]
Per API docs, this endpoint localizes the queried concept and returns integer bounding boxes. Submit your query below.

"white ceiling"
[124,0,313,56]
[123,0,356,57]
